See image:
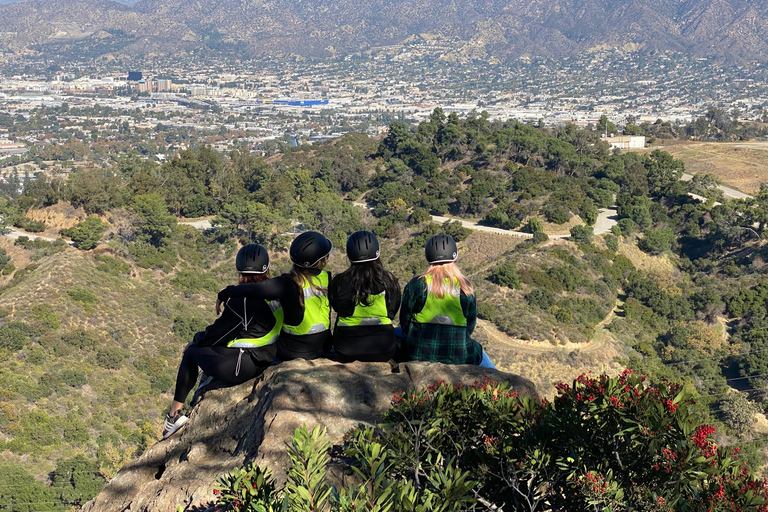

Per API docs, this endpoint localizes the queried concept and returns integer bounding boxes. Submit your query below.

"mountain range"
[1,0,767,65]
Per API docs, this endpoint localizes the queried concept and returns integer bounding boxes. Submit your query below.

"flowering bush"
[214,371,768,511]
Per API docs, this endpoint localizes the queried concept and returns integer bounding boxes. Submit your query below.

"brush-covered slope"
[1,0,768,61]
[0,247,220,508]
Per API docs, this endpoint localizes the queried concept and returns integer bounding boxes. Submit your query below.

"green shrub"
[543,203,570,224]
[61,328,99,350]
[94,255,131,276]
[61,216,108,250]
[0,321,31,352]
[526,217,544,233]
[67,288,97,305]
[532,231,549,244]
[213,424,477,512]
[476,302,498,321]
[570,224,593,244]
[171,270,219,294]
[96,349,127,370]
[59,369,87,388]
[173,315,208,341]
[639,227,675,255]
[488,261,521,289]
[526,288,555,309]
[215,373,768,512]
[30,304,59,331]
[604,234,619,252]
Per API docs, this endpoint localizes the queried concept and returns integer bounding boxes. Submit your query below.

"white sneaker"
[162,412,188,439]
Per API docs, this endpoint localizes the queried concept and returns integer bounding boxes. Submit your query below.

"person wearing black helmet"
[163,244,281,439]
[399,234,495,367]
[216,231,333,361]
[328,230,401,362]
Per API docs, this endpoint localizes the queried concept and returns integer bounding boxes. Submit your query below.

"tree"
[639,227,675,255]
[596,115,617,136]
[68,168,123,214]
[63,216,108,250]
[570,225,594,244]
[131,193,176,247]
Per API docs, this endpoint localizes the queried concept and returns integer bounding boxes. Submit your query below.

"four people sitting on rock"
[163,230,495,438]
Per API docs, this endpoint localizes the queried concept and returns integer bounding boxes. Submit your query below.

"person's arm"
[218,276,285,303]
[463,292,477,336]
[386,277,402,320]
[400,278,425,335]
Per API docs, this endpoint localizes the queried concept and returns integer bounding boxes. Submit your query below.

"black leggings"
[172,345,269,403]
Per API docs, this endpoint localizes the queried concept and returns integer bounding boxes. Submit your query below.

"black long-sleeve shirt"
[217,270,331,360]
[191,296,278,363]
[328,272,401,362]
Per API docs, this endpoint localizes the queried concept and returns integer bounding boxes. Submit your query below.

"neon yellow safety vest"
[337,291,392,327]
[227,300,284,348]
[412,275,467,326]
[282,270,331,335]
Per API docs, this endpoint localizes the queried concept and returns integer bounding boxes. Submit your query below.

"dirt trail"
[477,298,620,356]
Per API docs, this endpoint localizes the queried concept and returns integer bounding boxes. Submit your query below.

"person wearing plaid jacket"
[399,234,495,368]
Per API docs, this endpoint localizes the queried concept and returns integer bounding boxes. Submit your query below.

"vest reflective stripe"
[282,271,331,335]
[413,276,467,326]
[227,300,284,348]
[337,291,392,327]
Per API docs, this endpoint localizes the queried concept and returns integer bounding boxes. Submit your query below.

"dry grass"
[641,141,768,195]
[475,319,626,397]
[460,230,523,270]
[618,237,681,293]
[523,214,585,236]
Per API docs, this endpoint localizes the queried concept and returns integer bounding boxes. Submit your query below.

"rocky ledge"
[81,359,540,512]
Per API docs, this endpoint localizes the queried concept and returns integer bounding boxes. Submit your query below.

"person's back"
[399,234,493,367]
[163,244,279,439]
[400,272,481,364]
[329,231,401,362]
[217,231,333,361]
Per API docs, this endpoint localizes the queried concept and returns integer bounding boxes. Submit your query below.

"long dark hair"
[338,259,400,306]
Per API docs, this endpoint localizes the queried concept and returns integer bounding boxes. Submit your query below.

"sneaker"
[162,411,188,439]
[198,372,214,390]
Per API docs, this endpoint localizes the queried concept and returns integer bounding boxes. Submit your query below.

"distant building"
[127,71,143,82]
[0,140,28,155]
[604,135,646,150]
[156,79,172,92]
[137,80,152,94]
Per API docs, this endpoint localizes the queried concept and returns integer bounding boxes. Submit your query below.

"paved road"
[432,206,619,239]
[4,226,67,243]
[681,173,751,200]
[180,218,215,229]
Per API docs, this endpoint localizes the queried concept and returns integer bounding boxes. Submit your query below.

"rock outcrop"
[81,359,539,512]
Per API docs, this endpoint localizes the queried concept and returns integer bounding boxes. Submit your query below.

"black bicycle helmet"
[236,244,270,274]
[425,234,458,264]
[346,230,380,263]
[290,231,333,268]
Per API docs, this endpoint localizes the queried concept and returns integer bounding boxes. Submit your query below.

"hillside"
[3,115,768,507]
[1,0,768,61]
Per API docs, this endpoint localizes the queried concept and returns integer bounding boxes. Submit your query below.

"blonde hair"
[421,262,474,298]
[290,262,328,308]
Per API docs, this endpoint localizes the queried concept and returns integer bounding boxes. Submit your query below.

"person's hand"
[215,299,222,316]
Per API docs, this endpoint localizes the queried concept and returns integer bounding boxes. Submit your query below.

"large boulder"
[81,359,540,512]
